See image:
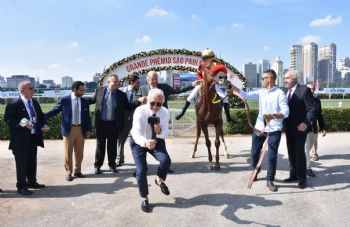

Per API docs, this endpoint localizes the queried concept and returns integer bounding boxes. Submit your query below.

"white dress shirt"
[20,95,36,134]
[126,85,136,102]
[71,93,81,124]
[287,84,298,100]
[131,105,169,147]
[239,86,289,132]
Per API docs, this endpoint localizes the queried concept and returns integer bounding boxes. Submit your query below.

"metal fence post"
[172,110,176,136]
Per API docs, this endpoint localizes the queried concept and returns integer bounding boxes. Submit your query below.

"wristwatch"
[273,114,277,119]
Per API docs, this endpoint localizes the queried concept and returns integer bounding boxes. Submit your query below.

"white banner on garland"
[44,90,72,97]
[0,91,21,98]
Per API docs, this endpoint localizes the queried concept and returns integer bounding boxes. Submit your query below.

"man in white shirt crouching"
[130,88,171,212]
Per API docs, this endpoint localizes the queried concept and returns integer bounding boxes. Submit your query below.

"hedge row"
[0,108,349,140]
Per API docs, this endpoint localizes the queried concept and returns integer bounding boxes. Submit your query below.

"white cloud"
[232,23,245,28]
[246,58,252,62]
[75,58,83,62]
[135,35,152,43]
[49,64,63,69]
[211,26,225,33]
[146,6,174,17]
[192,14,201,19]
[263,46,270,51]
[310,15,342,27]
[70,42,79,47]
[299,35,322,44]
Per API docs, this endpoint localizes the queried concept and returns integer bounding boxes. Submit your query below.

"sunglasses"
[150,102,162,107]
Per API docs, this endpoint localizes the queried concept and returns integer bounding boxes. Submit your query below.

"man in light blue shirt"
[229,69,289,192]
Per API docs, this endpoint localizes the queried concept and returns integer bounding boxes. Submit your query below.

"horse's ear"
[215,55,217,59]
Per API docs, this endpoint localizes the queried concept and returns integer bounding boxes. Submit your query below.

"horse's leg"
[214,124,221,171]
[190,117,202,158]
[201,123,213,170]
[219,125,229,159]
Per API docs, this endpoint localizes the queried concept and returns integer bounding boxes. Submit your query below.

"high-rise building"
[43,80,55,88]
[7,75,35,89]
[302,42,318,84]
[258,59,270,87]
[62,76,73,88]
[290,45,303,77]
[318,43,336,83]
[0,75,7,87]
[93,73,101,83]
[243,63,257,88]
[272,57,284,87]
[338,57,350,69]
[338,57,350,82]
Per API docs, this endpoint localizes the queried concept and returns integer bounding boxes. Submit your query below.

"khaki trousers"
[305,132,318,169]
[63,125,85,175]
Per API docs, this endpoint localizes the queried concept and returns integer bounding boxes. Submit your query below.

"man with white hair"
[4,81,50,195]
[283,70,315,189]
[130,88,171,212]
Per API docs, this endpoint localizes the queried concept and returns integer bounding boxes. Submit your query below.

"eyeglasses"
[150,102,162,107]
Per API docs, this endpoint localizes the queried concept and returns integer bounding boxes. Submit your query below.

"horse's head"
[203,58,228,86]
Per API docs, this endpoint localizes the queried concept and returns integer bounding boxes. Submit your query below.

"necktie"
[106,91,113,120]
[129,90,134,103]
[27,100,38,135]
[74,98,79,125]
[287,89,292,105]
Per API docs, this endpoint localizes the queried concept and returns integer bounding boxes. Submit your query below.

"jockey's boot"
[223,103,239,123]
[176,101,191,120]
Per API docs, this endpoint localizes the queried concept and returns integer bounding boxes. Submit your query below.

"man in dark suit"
[304,84,326,177]
[88,74,135,174]
[46,81,91,181]
[4,81,50,195]
[132,71,200,175]
[283,71,315,189]
[117,75,140,167]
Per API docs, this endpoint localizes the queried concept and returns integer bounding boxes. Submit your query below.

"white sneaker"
[312,156,319,161]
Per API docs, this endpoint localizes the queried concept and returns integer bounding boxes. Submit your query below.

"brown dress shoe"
[74,172,86,178]
[267,181,277,192]
[66,175,73,181]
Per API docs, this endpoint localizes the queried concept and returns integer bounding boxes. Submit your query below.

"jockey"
[176,48,238,123]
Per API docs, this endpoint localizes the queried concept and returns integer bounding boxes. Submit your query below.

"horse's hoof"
[224,154,229,159]
[207,165,213,170]
[214,166,221,171]
[189,153,195,158]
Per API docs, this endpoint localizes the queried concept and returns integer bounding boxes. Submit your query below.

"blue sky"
[0,0,349,83]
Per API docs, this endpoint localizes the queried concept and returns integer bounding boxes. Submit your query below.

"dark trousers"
[117,112,133,163]
[130,137,171,198]
[14,134,38,189]
[251,131,281,181]
[286,134,307,181]
[95,120,119,168]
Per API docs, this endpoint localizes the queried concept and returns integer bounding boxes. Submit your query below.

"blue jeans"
[251,131,282,181]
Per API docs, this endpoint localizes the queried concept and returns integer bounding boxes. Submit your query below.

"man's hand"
[297,123,307,131]
[86,131,91,139]
[154,123,161,134]
[322,130,327,137]
[138,96,147,104]
[192,80,202,87]
[26,123,34,130]
[145,139,157,150]
[42,124,50,132]
[226,81,239,93]
[265,113,273,123]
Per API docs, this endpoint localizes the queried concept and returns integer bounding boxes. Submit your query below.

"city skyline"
[0,0,349,82]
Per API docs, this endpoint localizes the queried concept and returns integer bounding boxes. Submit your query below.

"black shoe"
[141,200,150,212]
[17,188,33,195]
[223,103,239,123]
[95,167,102,174]
[298,180,307,189]
[0,188,2,193]
[254,167,261,181]
[116,162,122,167]
[284,176,298,182]
[110,167,118,173]
[306,169,315,177]
[27,182,45,189]
[168,168,174,173]
[176,101,191,120]
[155,178,170,195]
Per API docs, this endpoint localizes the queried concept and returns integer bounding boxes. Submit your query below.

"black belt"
[72,124,81,126]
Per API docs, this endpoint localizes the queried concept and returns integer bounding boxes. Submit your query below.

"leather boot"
[223,103,239,123]
[176,101,191,120]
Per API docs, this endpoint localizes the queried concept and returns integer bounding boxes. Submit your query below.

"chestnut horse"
[190,58,229,170]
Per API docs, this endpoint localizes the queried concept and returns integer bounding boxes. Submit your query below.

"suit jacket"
[119,86,138,120]
[88,87,135,132]
[132,83,193,108]
[4,97,47,156]
[45,95,91,138]
[308,97,326,133]
[283,85,315,136]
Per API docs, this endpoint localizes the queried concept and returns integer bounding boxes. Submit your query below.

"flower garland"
[98,48,247,107]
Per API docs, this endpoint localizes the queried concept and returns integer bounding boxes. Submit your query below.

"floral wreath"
[98,48,247,107]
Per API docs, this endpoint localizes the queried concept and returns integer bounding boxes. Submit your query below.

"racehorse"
[190,58,229,170]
